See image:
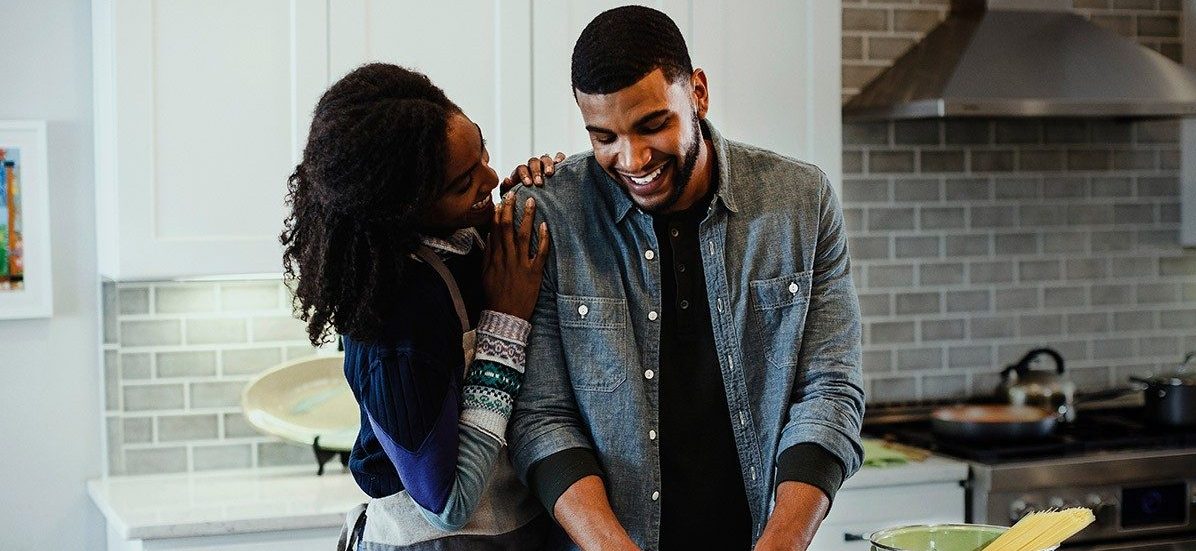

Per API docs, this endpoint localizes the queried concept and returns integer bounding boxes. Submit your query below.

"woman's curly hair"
[281,63,460,346]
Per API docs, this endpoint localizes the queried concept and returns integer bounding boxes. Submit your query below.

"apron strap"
[413,245,471,334]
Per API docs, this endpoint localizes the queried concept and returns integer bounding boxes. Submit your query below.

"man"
[509,6,864,550]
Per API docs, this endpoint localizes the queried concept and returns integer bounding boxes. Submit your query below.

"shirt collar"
[601,119,740,224]
[420,228,482,256]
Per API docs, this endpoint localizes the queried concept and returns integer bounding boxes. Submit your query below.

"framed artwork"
[0,121,51,319]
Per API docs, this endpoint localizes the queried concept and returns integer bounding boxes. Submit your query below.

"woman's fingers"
[518,197,536,259]
[501,191,516,251]
[532,222,550,271]
[540,154,555,176]
[487,196,503,258]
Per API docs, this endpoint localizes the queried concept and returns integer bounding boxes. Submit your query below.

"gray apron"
[337,245,544,551]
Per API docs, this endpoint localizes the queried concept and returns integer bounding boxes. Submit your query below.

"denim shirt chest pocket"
[556,294,629,392]
[748,270,813,369]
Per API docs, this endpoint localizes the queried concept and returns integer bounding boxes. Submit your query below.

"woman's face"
[421,112,498,232]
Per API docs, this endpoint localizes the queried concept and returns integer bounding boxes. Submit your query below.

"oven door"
[1065,534,1196,550]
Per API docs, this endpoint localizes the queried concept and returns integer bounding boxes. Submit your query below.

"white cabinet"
[327,0,533,178]
[93,0,328,279]
[93,0,842,280]
[530,0,843,191]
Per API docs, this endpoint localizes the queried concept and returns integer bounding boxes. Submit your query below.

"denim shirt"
[508,121,865,549]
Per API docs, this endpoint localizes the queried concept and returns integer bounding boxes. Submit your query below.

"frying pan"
[931,404,1057,441]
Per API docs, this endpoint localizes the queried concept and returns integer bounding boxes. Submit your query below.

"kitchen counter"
[87,466,367,541]
[88,449,967,543]
[843,453,970,491]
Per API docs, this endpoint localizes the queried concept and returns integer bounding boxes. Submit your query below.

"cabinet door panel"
[691,0,841,187]
[153,2,293,241]
[98,0,328,279]
[329,0,532,179]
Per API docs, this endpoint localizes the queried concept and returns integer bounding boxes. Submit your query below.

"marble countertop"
[87,466,368,540]
[843,453,970,491]
[89,447,968,541]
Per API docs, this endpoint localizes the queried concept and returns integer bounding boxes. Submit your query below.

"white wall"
[0,0,104,549]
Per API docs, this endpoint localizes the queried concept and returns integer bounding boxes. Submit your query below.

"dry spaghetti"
[983,508,1096,551]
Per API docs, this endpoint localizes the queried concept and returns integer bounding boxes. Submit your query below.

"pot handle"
[844,532,868,542]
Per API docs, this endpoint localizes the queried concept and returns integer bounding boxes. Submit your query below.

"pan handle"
[1129,375,1156,388]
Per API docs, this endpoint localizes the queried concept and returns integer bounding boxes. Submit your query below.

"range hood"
[843,0,1196,120]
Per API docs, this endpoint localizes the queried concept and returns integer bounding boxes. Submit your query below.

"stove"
[865,404,1196,549]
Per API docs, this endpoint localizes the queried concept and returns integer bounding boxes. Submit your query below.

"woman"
[281,63,559,550]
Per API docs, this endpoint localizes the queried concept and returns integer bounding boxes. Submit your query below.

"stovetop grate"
[863,406,1196,464]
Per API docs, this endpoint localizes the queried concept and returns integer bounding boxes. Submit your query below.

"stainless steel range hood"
[843,0,1196,120]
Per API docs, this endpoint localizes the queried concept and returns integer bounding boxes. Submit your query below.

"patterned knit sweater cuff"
[460,310,530,443]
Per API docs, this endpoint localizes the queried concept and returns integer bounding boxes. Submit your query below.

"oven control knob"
[1049,497,1080,509]
[1009,499,1038,523]
[1086,494,1117,527]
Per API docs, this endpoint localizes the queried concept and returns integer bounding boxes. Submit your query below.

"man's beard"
[643,111,702,214]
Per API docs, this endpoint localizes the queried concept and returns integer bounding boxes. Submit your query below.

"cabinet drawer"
[824,482,965,526]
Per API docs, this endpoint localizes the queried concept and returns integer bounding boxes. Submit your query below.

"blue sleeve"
[363,311,531,531]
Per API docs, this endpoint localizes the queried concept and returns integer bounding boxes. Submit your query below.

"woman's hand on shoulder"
[482,191,550,321]
[501,151,566,194]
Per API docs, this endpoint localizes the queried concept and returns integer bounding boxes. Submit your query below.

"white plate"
[241,354,358,452]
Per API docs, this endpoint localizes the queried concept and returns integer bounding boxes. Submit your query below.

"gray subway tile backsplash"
[101,280,324,475]
[193,444,254,471]
[843,0,1194,404]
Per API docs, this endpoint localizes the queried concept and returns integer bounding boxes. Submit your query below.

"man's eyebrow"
[585,109,671,134]
[632,109,670,127]
[474,122,485,153]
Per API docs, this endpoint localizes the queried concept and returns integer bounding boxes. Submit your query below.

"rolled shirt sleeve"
[775,173,866,490]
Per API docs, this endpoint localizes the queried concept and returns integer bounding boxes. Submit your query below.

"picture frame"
[0,121,52,319]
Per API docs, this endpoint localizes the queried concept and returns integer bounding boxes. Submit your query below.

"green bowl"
[868,524,1059,551]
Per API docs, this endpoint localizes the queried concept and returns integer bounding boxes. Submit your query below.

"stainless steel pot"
[1129,352,1196,427]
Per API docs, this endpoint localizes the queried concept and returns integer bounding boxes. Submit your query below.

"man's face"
[576,68,709,214]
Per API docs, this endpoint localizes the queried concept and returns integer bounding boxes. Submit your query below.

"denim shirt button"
[788,282,799,294]
[716,298,724,313]
[577,304,589,318]
[648,311,659,321]
[644,250,655,260]
[651,491,660,501]
[644,369,655,380]
[649,429,657,440]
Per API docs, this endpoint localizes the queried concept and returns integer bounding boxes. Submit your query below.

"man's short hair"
[571,5,693,95]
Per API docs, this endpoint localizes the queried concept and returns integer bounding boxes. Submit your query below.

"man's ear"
[690,68,710,120]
